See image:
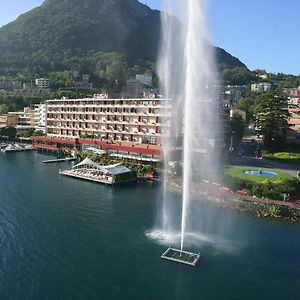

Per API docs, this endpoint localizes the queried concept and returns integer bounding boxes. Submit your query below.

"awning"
[73,158,132,176]
[110,153,161,162]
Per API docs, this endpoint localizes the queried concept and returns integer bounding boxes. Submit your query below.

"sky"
[0,0,299,75]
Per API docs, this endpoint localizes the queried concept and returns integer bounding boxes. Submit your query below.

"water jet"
[159,0,220,264]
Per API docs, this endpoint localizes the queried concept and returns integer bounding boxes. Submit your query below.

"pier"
[42,157,76,164]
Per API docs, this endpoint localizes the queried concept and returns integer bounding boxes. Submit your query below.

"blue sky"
[0,0,299,75]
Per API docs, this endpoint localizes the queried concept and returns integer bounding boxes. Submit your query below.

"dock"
[42,157,76,164]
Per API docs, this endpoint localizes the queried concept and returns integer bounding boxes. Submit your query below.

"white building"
[230,109,246,121]
[136,74,152,85]
[251,82,272,92]
[35,78,50,88]
[34,104,47,133]
[219,85,246,106]
[6,104,47,136]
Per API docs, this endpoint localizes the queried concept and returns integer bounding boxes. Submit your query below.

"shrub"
[222,174,300,200]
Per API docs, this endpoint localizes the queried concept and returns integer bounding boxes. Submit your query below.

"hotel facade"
[46,96,171,144]
[32,96,172,160]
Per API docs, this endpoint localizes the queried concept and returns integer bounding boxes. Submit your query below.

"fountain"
[242,169,278,177]
[158,0,220,266]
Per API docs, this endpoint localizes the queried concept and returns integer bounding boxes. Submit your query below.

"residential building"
[230,109,246,121]
[6,104,47,136]
[35,78,50,88]
[7,107,35,136]
[251,82,272,92]
[219,85,246,106]
[289,86,300,98]
[0,114,7,128]
[73,74,93,89]
[34,104,48,133]
[287,103,300,144]
[136,74,152,85]
[122,80,148,98]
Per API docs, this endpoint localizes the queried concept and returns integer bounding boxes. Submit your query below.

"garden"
[223,166,300,200]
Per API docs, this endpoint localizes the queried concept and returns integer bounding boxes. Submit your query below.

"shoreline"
[167,181,300,223]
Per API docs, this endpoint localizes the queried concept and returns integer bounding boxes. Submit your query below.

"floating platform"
[42,157,76,163]
[59,170,113,185]
[161,247,200,267]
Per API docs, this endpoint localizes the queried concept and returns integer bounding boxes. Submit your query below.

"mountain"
[215,47,247,69]
[0,0,246,79]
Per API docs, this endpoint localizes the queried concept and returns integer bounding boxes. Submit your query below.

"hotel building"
[32,96,172,160]
[46,96,171,143]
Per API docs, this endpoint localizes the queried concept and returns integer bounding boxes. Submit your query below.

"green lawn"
[224,166,293,182]
[265,151,300,164]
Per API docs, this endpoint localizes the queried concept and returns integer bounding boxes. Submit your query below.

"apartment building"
[35,78,50,88]
[136,74,152,85]
[289,86,300,98]
[34,104,47,133]
[7,108,35,136]
[5,104,47,136]
[0,114,8,129]
[251,82,272,92]
[219,85,246,106]
[287,104,300,144]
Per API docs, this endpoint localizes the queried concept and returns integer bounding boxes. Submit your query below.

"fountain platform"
[161,247,200,266]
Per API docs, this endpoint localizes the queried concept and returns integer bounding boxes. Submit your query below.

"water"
[1,152,300,299]
[243,170,278,177]
[159,0,219,250]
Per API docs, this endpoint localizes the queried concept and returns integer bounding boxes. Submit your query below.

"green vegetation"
[254,93,289,150]
[0,92,43,114]
[224,166,292,182]
[0,0,246,89]
[255,70,300,88]
[76,151,156,176]
[264,151,300,164]
[25,130,45,138]
[0,127,17,139]
[220,67,256,85]
[230,113,246,148]
[223,166,300,200]
[50,88,93,100]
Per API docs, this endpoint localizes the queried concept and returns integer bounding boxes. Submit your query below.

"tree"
[106,62,126,92]
[230,113,246,148]
[254,93,289,150]
[234,97,255,124]
[0,127,17,139]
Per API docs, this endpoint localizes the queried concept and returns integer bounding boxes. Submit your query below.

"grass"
[264,150,300,164]
[224,166,293,182]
